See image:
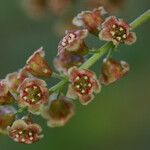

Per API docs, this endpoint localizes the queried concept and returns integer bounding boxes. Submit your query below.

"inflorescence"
[0,6,149,144]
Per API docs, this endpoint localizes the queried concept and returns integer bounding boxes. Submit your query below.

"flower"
[0,106,16,134]
[5,68,28,95]
[67,67,101,105]
[73,7,107,35]
[99,16,137,45]
[54,50,85,74]
[0,80,15,105]
[17,78,49,114]
[100,58,130,85]
[7,119,43,144]
[25,47,52,78]
[41,96,75,127]
[57,29,89,56]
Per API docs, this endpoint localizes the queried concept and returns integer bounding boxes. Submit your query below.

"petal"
[66,85,78,100]
[68,67,80,81]
[99,29,112,42]
[102,16,117,29]
[26,47,52,77]
[125,32,137,45]
[10,120,28,130]
[93,80,101,94]
[78,94,94,105]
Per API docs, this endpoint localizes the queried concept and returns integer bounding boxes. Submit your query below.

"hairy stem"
[49,10,150,93]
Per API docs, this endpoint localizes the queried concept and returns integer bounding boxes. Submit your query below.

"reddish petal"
[66,85,78,100]
[102,16,117,29]
[125,32,137,45]
[78,94,94,105]
[99,29,112,42]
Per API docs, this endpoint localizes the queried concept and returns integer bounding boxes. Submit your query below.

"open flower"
[57,29,88,56]
[99,16,137,45]
[67,67,101,105]
[7,119,43,144]
[41,96,75,127]
[25,47,52,78]
[54,50,85,74]
[73,7,107,35]
[100,58,130,85]
[5,68,28,95]
[0,106,16,134]
[17,78,49,114]
[0,80,15,105]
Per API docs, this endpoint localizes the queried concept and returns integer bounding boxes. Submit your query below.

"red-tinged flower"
[73,7,107,35]
[100,58,130,85]
[0,106,16,134]
[7,119,43,144]
[57,29,89,56]
[67,67,101,105]
[99,16,137,45]
[41,96,75,127]
[5,68,28,95]
[0,80,15,105]
[17,78,49,114]
[25,47,52,78]
[54,50,85,74]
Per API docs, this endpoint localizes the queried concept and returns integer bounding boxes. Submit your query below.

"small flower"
[73,7,107,35]
[0,80,15,105]
[41,96,75,127]
[7,119,43,144]
[67,67,101,105]
[5,68,28,95]
[0,106,16,134]
[54,50,85,74]
[99,16,137,45]
[25,47,52,78]
[100,58,130,85]
[57,29,89,56]
[17,78,49,114]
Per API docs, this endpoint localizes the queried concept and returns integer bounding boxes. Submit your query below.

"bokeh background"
[0,0,150,150]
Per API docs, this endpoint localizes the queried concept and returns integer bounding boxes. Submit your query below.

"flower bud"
[0,80,15,105]
[100,58,130,85]
[41,96,75,127]
[54,50,85,74]
[73,7,107,35]
[0,106,16,134]
[5,68,28,95]
[25,47,52,78]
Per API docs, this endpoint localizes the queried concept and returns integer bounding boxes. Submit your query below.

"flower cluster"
[3,3,149,145]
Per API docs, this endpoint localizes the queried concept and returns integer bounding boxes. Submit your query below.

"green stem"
[49,79,68,93]
[130,9,150,30]
[15,107,28,115]
[80,42,113,69]
[49,10,150,93]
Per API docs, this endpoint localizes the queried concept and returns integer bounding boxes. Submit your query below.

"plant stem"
[15,107,28,115]
[130,9,150,30]
[49,10,150,94]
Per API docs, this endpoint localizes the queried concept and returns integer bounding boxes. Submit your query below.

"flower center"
[10,128,37,143]
[61,33,76,47]
[22,85,42,104]
[110,24,127,42]
[73,74,92,95]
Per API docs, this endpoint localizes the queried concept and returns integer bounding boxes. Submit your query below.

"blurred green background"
[0,0,150,150]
